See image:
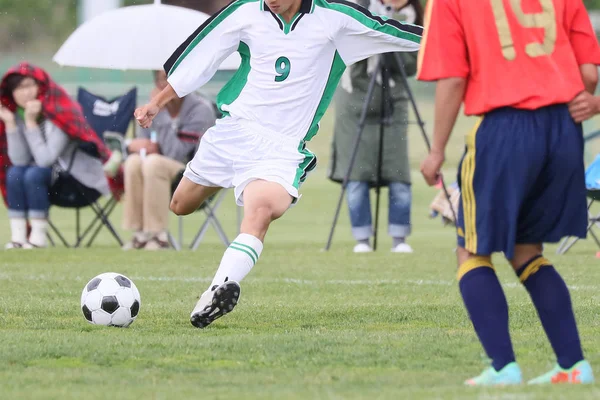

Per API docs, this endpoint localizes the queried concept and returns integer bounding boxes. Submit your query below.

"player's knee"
[510,244,543,271]
[246,205,275,227]
[456,246,472,266]
[170,197,193,216]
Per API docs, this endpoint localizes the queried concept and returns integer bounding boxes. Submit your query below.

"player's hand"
[421,150,445,186]
[568,91,600,123]
[134,102,160,129]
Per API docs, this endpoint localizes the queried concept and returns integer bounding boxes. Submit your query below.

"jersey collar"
[260,0,315,14]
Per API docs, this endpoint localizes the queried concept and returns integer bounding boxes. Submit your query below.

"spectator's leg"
[142,154,185,249]
[24,166,52,247]
[388,182,413,253]
[6,166,29,246]
[122,154,147,247]
[346,181,372,251]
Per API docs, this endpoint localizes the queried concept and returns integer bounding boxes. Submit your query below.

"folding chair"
[556,153,600,255]
[47,171,123,248]
[47,87,136,247]
[167,170,238,251]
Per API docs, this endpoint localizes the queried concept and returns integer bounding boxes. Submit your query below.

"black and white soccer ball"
[80,272,141,327]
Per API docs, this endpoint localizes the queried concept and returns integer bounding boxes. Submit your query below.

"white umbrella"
[53,0,240,71]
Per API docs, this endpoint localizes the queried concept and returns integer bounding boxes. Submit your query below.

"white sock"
[29,219,48,247]
[10,218,27,244]
[209,233,263,290]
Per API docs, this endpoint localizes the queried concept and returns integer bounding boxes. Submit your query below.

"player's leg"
[190,180,293,328]
[189,131,310,329]
[510,244,592,384]
[456,243,520,386]
[170,177,221,216]
[509,105,592,384]
[456,117,522,386]
[207,179,292,287]
[170,127,228,216]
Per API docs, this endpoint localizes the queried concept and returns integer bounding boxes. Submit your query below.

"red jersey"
[417,0,600,116]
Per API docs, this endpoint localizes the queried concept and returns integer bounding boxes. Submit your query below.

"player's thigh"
[242,179,293,221]
[171,177,221,215]
[516,105,587,248]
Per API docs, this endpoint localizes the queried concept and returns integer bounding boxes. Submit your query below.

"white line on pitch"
[0,273,597,291]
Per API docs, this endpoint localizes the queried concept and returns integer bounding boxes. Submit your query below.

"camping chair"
[168,170,237,251]
[556,153,600,255]
[47,166,123,248]
[47,87,136,247]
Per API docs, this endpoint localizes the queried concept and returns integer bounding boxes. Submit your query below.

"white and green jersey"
[165,0,421,143]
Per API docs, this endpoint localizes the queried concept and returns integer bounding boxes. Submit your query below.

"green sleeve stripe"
[216,41,251,116]
[165,0,257,76]
[314,0,422,44]
[302,50,346,143]
[231,241,259,261]
[229,245,257,265]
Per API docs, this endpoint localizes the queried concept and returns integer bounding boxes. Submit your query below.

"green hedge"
[1,0,599,53]
[586,0,600,9]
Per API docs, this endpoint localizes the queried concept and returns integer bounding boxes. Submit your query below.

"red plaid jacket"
[0,63,123,205]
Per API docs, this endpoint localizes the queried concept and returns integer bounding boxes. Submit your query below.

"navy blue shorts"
[456,104,587,260]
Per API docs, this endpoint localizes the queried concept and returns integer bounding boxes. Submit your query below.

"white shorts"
[183,117,317,206]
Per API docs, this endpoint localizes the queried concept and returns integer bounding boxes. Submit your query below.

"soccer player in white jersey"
[135,0,422,328]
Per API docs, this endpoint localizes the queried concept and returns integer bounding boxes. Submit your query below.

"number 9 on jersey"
[275,56,291,82]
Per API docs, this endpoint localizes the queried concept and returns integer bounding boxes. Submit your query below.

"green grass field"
[2,102,600,399]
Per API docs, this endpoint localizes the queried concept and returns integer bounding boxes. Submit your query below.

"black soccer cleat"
[190,281,241,329]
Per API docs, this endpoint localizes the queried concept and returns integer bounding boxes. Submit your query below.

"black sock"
[516,256,584,369]
[458,258,515,371]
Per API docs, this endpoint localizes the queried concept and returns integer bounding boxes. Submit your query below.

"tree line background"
[1,0,599,52]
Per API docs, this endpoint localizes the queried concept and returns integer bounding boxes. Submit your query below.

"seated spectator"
[0,63,112,249]
[122,70,216,250]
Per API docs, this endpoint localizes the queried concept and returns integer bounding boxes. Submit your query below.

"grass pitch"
[1,107,600,399]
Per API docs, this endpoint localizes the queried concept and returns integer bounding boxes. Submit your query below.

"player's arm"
[328,1,422,66]
[565,0,600,122]
[136,7,242,128]
[416,0,468,185]
[428,78,466,158]
[580,64,598,94]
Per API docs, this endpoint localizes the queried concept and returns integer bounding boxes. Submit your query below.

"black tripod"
[324,52,456,251]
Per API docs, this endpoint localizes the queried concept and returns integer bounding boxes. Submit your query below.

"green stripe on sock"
[229,244,256,265]
[232,241,259,261]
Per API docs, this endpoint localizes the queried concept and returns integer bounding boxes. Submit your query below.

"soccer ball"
[80,272,141,327]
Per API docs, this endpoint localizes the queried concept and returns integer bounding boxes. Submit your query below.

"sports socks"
[458,257,516,371]
[209,233,263,289]
[516,255,584,369]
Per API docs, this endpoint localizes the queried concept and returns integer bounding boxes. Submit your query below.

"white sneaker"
[353,243,373,253]
[190,280,241,329]
[391,243,413,253]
